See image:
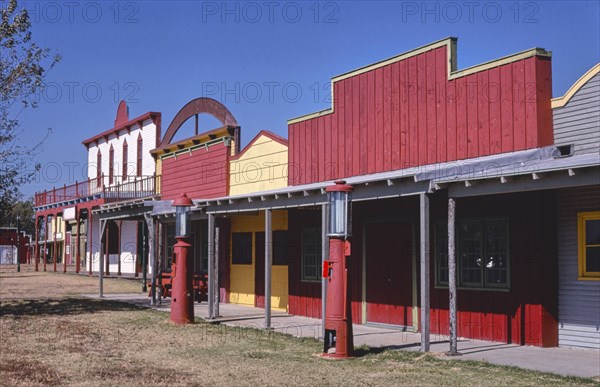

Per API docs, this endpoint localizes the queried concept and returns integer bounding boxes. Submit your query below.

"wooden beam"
[214,224,220,318]
[265,209,272,329]
[99,219,108,298]
[448,198,459,356]
[419,193,430,352]
[321,203,328,339]
[144,213,156,305]
[207,213,215,319]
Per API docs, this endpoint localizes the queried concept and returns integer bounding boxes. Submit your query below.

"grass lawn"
[1,265,598,386]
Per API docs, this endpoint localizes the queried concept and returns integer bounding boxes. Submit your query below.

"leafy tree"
[1,0,60,222]
[2,197,34,234]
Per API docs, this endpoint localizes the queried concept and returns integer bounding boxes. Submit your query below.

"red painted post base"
[170,236,194,325]
[323,238,353,358]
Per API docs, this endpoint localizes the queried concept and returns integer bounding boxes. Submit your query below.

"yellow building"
[227,131,290,311]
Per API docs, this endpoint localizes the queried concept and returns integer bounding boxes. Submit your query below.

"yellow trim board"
[288,37,551,125]
[552,63,600,109]
[577,211,600,280]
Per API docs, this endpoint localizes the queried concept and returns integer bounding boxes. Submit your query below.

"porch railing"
[34,174,161,207]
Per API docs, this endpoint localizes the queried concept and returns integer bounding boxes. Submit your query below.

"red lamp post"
[323,180,354,358]
[170,193,195,325]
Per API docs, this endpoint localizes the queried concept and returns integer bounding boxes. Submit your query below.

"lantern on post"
[323,180,354,358]
[170,193,194,324]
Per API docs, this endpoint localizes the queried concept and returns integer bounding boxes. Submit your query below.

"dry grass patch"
[1,267,598,386]
[2,298,597,386]
[0,264,143,300]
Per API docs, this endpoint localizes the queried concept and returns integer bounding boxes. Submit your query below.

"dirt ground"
[0,265,598,386]
[0,264,143,299]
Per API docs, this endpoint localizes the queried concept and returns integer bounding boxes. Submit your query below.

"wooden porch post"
[144,213,156,305]
[105,221,110,275]
[52,214,57,272]
[265,208,272,329]
[117,221,122,276]
[135,222,140,278]
[34,215,39,272]
[88,211,93,275]
[321,203,328,338]
[99,219,107,298]
[214,223,220,318]
[43,215,47,272]
[75,209,81,274]
[207,213,215,319]
[157,222,163,305]
[420,193,431,352]
[448,198,459,355]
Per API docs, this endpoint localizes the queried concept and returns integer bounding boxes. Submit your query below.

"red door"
[366,220,413,326]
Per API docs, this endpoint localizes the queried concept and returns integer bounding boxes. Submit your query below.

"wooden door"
[366,220,413,326]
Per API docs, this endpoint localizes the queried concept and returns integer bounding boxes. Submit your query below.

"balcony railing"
[35,174,161,207]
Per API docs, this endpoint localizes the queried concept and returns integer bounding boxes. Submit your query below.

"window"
[273,230,288,265]
[232,232,252,264]
[122,140,128,180]
[435,218,509,289]
[165,223,176,270]
[96,150,102,186]
[578,211,600,280]
[106,222,119,255]
[255,230,289,265]
[137,134,143,177]
[435,222,449,286]
[301,228,322,282]
[109,145,114,184]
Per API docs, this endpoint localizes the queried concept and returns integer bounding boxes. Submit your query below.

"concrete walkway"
[88,294,600,379]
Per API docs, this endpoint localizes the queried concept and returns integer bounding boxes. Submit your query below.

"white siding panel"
[119,221,138,274]
[553,73,600,155]
[557,187,600,350]
[87,119,157,184]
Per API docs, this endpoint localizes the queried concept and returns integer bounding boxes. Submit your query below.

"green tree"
[1,0,60,222]
[3,197,34,234]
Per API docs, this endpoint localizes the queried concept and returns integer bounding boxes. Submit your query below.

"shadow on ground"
[353,340,453,357]
[0,298,144,318]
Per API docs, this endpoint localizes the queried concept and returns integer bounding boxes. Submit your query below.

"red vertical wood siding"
[161,145,229,200]
[429,191,558,347]
[288,47,553,185]
[287,192,557,346]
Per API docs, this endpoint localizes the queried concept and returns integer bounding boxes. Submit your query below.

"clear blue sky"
[16,0,600,198]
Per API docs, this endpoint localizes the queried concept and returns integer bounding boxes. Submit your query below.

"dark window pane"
[586,219,600,245]
[232,232,253,264]
[302,228,322,281]
[273,230,288,265]
[586,246,600,273]
[436,222,449,285]
[484,220,508,287]
[165,223,176,269]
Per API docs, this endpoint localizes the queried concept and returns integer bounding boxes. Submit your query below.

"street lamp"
[170,193,194,324]
[16,215,21,273]
[323,180,354,358]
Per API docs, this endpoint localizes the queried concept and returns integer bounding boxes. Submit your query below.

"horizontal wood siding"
[160,145,229,200]
[553,73,600,155]
[288,48,553,185]
[557,187,600,349]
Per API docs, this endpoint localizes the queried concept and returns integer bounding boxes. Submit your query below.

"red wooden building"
[196,38,598,349]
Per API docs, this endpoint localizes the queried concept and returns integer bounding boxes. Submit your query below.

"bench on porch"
[147,267,208,303]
